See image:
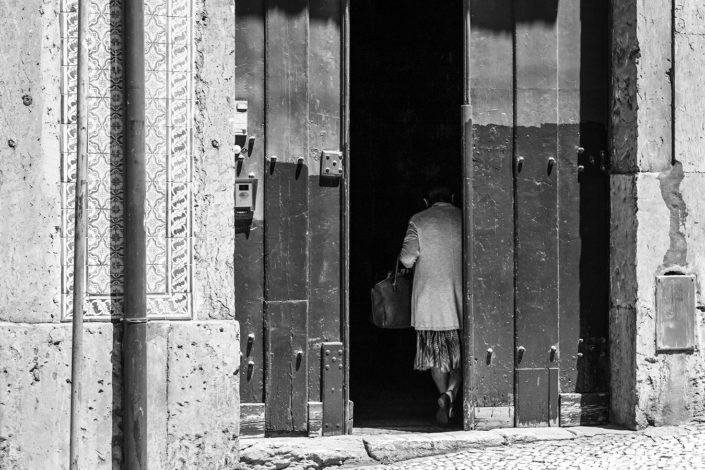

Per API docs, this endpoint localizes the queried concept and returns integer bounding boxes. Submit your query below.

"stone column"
[611,0,705,429]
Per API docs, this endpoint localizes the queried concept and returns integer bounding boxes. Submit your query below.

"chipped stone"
[240,436,371,470]
[363,431,505,464]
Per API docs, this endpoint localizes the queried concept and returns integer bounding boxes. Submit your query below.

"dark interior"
[350,0,463,429]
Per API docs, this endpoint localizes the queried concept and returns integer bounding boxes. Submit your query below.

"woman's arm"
[400,221,420,268]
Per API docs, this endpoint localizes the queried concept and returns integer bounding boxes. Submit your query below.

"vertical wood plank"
[559,0,610,394]
[264,0,310,432]
[235,0,266,404]
[264,0,309,302]
[556,0,581,395]
[515,368,549,427]
[308,0,342,404]
[469,0,515,411]
[513,0,559,425]
[514,0,559,369]
[265,301,308,431]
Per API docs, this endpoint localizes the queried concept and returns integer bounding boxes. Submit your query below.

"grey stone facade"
[610,0,705,428]
[0,0,240,467]
[1,0,705,467]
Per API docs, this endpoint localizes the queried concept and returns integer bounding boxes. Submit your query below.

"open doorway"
[350,0,463,430]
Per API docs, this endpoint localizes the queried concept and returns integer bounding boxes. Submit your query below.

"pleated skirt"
[414,330,461,373]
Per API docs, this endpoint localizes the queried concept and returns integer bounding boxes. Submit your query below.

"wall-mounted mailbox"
[235,178,257,234]
[656,274,696,352]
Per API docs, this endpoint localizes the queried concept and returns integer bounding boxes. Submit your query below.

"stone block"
[165,321,240,468]
[0,320,239,469]
[0,0,62,323]
[239,436,370,469]
[0,322,119,470]
[675,33,705,173]
[675,0,705,35]
[147,322,169,468]
[609,171,705,428]
[362,431,505,464]
[565,426,634,438]
[192,0,236,321]
[610,174,638,309]
[611,0,673,173]
[492,427,575,444]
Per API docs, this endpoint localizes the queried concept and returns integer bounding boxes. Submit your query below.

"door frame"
[341,0,351,433]
[341,0,474,432]
[461,0,474,431]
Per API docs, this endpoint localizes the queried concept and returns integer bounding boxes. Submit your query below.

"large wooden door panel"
[263,0,310,433]
[513,0,559,427]
[234,0,345,434]
[235,0,266,405]
[469,0,515,419]
[468,0,608,428]
[308,0,343,409]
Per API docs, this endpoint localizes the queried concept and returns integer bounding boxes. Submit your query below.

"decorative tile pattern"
[61,0,193,320]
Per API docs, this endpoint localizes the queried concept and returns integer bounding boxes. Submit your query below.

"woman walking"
[399,180,462,425]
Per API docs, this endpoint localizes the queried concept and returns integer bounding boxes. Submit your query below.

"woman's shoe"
[436,392,452,426]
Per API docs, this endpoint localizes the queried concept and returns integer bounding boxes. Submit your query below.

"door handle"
[515,156,525,173]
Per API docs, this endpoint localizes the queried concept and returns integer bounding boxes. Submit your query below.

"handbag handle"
[392,257,401,288]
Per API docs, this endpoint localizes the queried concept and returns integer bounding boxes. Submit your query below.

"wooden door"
[467,0,609,429]
[235,0,347,435]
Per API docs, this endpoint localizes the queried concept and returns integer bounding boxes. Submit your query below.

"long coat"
[399,202,462,331]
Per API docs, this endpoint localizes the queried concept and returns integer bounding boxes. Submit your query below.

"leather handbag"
[370,258,412,329]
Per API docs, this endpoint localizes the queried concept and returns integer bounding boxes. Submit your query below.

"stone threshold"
[237,426,633,469]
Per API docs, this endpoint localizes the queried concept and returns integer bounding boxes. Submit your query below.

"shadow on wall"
[472,0,558,31]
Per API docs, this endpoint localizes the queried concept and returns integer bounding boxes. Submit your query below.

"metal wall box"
[233,100,248,149]
[656,274,696,352]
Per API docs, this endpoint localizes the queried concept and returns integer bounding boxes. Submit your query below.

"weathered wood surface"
[559,392,609,427]
[469,0,515,412]
[308,401,323,437]
[558,0,610,394]
[513,0,559,427]
[235,0,266,405]
[308,0,342,405]
[556,0,581,395]
[265,301,308,432]
[241,403,266,438]
[513,0,559,370]
[263,0,310,433]
[515,368,549,427]
[549,367,559,426]
[264,0,309,302]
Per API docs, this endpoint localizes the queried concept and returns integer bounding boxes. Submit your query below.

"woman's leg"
[446,368,462,400]
[430,367,449,395]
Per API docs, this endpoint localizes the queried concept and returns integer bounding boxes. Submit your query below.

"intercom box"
[235,178,257,212]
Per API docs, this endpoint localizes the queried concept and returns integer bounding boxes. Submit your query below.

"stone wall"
[611,0,705,429]
[0,0,240,467]
[0,321,239,469]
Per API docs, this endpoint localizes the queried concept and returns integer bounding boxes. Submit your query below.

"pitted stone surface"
[239,436,372,470]
[362,431,504,464]
[0,0,62,323]
[0,321,239,470]
[354,423,705,469]
[165,321,241,469]
[0,323,118,470]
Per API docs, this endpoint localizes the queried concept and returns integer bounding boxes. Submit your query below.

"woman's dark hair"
[424,178,452,204]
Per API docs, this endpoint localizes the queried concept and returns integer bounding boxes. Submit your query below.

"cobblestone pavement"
[360,423,705,470]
